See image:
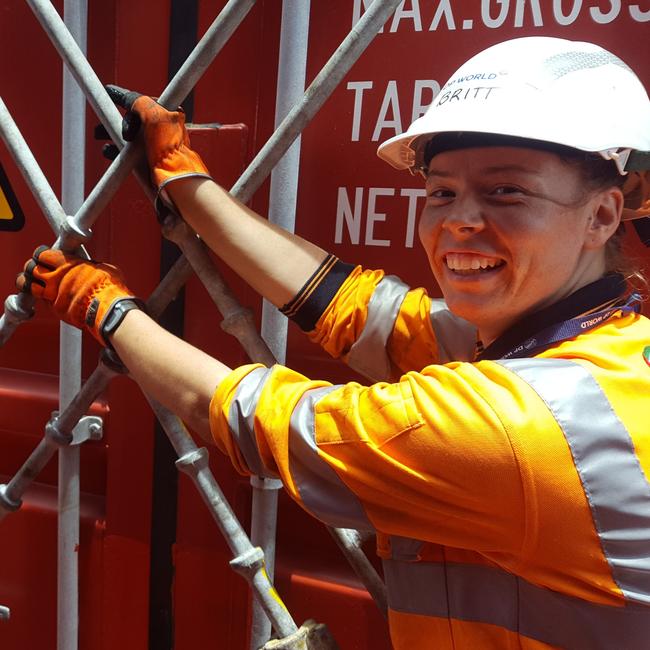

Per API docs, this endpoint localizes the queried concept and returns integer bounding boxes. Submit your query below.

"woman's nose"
[441,197,486,235]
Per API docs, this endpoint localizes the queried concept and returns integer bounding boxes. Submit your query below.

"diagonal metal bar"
[158,0,257,109]
[146,396,300,640]
[162,222,276,364]
[0,359,119,522]
[0,96,66,230]
[232,0,403,204]
[0,437,58,520]
[328,528,387,617]
[0,97,64,344]
[0,292,35,349]
[26,0,124,145]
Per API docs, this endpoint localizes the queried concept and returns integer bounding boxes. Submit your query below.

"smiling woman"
[16,37,650,649]
[417,140,624,345]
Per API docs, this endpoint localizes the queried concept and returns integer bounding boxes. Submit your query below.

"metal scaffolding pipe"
[0,360,117,522]
[0,293,35,349]
[232,0,402,204]
[146,397,300,640]
[328,528,387,618]
[0,97,58,344]
[249,475,282,648]
[162,221,276,365]
[158,0,257,108]
[0,96,66,230]
[26,0,124,145]
[251,2,311,646]
[0,437,59,522]
[0,95,90,345]
[57,3,87,647]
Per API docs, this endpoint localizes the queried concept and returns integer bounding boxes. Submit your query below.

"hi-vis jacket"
[209,262,650,650]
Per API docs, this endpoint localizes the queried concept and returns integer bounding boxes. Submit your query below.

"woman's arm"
[167,178,328,308]
[110,308,231,443]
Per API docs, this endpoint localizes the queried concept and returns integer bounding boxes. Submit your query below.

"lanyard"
[498,293,642,360]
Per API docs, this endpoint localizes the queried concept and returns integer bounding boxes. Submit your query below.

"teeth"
[445,253,502,272]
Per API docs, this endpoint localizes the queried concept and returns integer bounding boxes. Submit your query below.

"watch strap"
[100,297,145,348]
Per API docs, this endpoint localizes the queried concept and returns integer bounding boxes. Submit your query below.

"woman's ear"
[584,186,624,249]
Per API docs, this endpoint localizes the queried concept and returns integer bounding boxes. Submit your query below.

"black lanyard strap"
[478,274,635,361]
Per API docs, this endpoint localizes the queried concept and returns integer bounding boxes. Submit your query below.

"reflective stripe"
[384,560,650,649]
[500,358,650,605]
[289,387,373,531]
[227,366,275,477]
[346,279,476,378]
[347,276,409,382]
[228,370,372,529]
[428,299,476,363]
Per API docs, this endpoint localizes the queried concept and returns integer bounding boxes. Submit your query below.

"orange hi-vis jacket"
[209,265,650,649]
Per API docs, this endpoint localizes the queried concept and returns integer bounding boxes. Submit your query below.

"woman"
[19,37,650,648]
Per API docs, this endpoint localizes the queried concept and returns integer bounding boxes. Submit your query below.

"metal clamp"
[71,415,103,445]
[229,546,265,582]
[0,484,22,513]
[175,447,209,475]
[58,215,92,248]
[4,294,34,325]
[45,414,73,446]
[251,476,283,491]
[45,412,103,446]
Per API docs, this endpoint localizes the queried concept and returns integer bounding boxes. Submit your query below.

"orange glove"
[105,85,211,194]
[16,246,143,346]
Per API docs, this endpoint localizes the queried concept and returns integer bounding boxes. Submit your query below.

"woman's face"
[418,146,622,344]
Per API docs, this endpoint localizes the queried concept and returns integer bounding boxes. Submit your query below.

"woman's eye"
[427,188,455,199]
[492,185,522,196]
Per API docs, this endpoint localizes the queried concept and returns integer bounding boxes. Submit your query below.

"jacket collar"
[477,274,628,361]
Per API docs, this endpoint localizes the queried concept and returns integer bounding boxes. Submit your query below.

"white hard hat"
[377,36,650,184]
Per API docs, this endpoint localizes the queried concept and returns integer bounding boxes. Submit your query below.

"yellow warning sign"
[0,163,24,231]
[0,186,13,219]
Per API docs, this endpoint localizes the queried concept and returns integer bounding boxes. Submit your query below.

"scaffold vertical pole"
[251,2,311,647]
[57,3,87,649]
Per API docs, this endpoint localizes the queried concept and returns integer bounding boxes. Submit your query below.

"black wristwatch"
[101,298,145,347]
